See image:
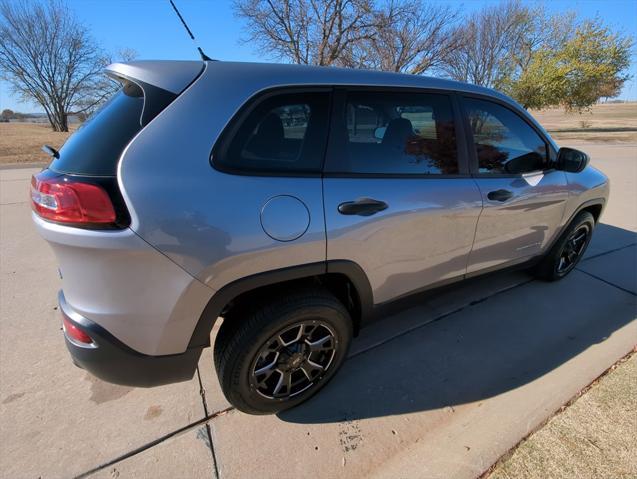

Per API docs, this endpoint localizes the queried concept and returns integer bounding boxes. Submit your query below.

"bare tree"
[0,0,109,131]
[441,0,531,89]
[342,0,460,74]
[74,47,138,120]
[234,0,381,66]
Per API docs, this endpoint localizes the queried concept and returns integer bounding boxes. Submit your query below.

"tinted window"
[50,81,175,177]
[464,98,547,174]
[216,92,330,174]
[328,91,459,175]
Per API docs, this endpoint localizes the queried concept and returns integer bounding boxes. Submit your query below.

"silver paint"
[323,178,484,303]
[562,165,610,223]
[467,170,570,273]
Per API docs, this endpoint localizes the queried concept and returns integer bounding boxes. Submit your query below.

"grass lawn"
[532,102,637,143]
[0,122,75,166]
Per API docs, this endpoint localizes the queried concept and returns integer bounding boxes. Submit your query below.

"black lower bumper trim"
[60,292,202,388]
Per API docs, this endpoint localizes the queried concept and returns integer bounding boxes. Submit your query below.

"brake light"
[62,316,94,345]
[31,173,116,225]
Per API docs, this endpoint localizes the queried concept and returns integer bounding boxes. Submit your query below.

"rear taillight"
[31,173,116,225]
[62,316,94,346]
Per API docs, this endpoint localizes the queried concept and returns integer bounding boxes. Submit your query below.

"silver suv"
[32,61,609,414]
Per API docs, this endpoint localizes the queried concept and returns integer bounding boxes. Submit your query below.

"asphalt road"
[1,142,635,478]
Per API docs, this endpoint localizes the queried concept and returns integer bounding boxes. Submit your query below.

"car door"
[461,96,570,274]
[322,89,483,305]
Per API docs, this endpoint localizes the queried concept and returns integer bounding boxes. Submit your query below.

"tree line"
[236,0,633,111]
[1,108,43,121]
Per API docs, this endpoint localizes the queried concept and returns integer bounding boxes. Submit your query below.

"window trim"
[323,86,471,179]
[459,93,557,178]
[210,86,333,178]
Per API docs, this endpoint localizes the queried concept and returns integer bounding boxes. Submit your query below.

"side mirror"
[374,126,386,141]
[556,147,589,173]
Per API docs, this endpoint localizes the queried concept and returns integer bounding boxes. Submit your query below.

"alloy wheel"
[250,321,338,400]
[556,224,590,275]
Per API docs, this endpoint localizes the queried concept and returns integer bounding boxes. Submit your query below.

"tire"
[533,210,595,281]
[213,288,353,414]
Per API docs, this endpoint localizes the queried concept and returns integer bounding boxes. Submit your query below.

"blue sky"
[1,0,636,112]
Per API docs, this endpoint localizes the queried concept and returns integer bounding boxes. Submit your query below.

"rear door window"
[214,91,331,174]
[326,91,460,175]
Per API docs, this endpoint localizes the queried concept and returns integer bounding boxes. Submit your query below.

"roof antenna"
[168,0,213,61]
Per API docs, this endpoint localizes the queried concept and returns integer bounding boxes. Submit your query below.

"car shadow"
[279,223,636,424]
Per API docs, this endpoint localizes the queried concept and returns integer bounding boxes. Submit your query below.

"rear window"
[50,81,175,176]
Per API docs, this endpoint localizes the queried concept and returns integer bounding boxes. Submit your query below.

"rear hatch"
[32,61,204,229]
[30,61,210,356]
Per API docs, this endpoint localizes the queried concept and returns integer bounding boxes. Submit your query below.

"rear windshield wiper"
[42,145,60,159]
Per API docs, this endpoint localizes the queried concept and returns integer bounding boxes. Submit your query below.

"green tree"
[509,19,632,111]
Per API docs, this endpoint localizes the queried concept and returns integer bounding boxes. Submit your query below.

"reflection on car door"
[461,96,569,273]
[322,89,483,304]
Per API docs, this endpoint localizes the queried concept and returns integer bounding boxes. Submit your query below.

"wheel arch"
[188,260,374,349]
[568,198,606,227]
[581,202,604,224]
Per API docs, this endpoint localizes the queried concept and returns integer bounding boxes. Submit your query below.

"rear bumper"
[59,292,202,387]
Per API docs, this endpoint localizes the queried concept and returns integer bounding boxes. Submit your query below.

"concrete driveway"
[1,142,635,479]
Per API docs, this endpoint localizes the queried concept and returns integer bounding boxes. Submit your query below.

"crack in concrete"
[576,242,637,297]
[73,407,234,479]
[575,268,636,296]
[196,367,220,479]
[582,242,637,262]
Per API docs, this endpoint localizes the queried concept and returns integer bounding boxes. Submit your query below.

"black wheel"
[533,211,595,281]
[214,289,352,414]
